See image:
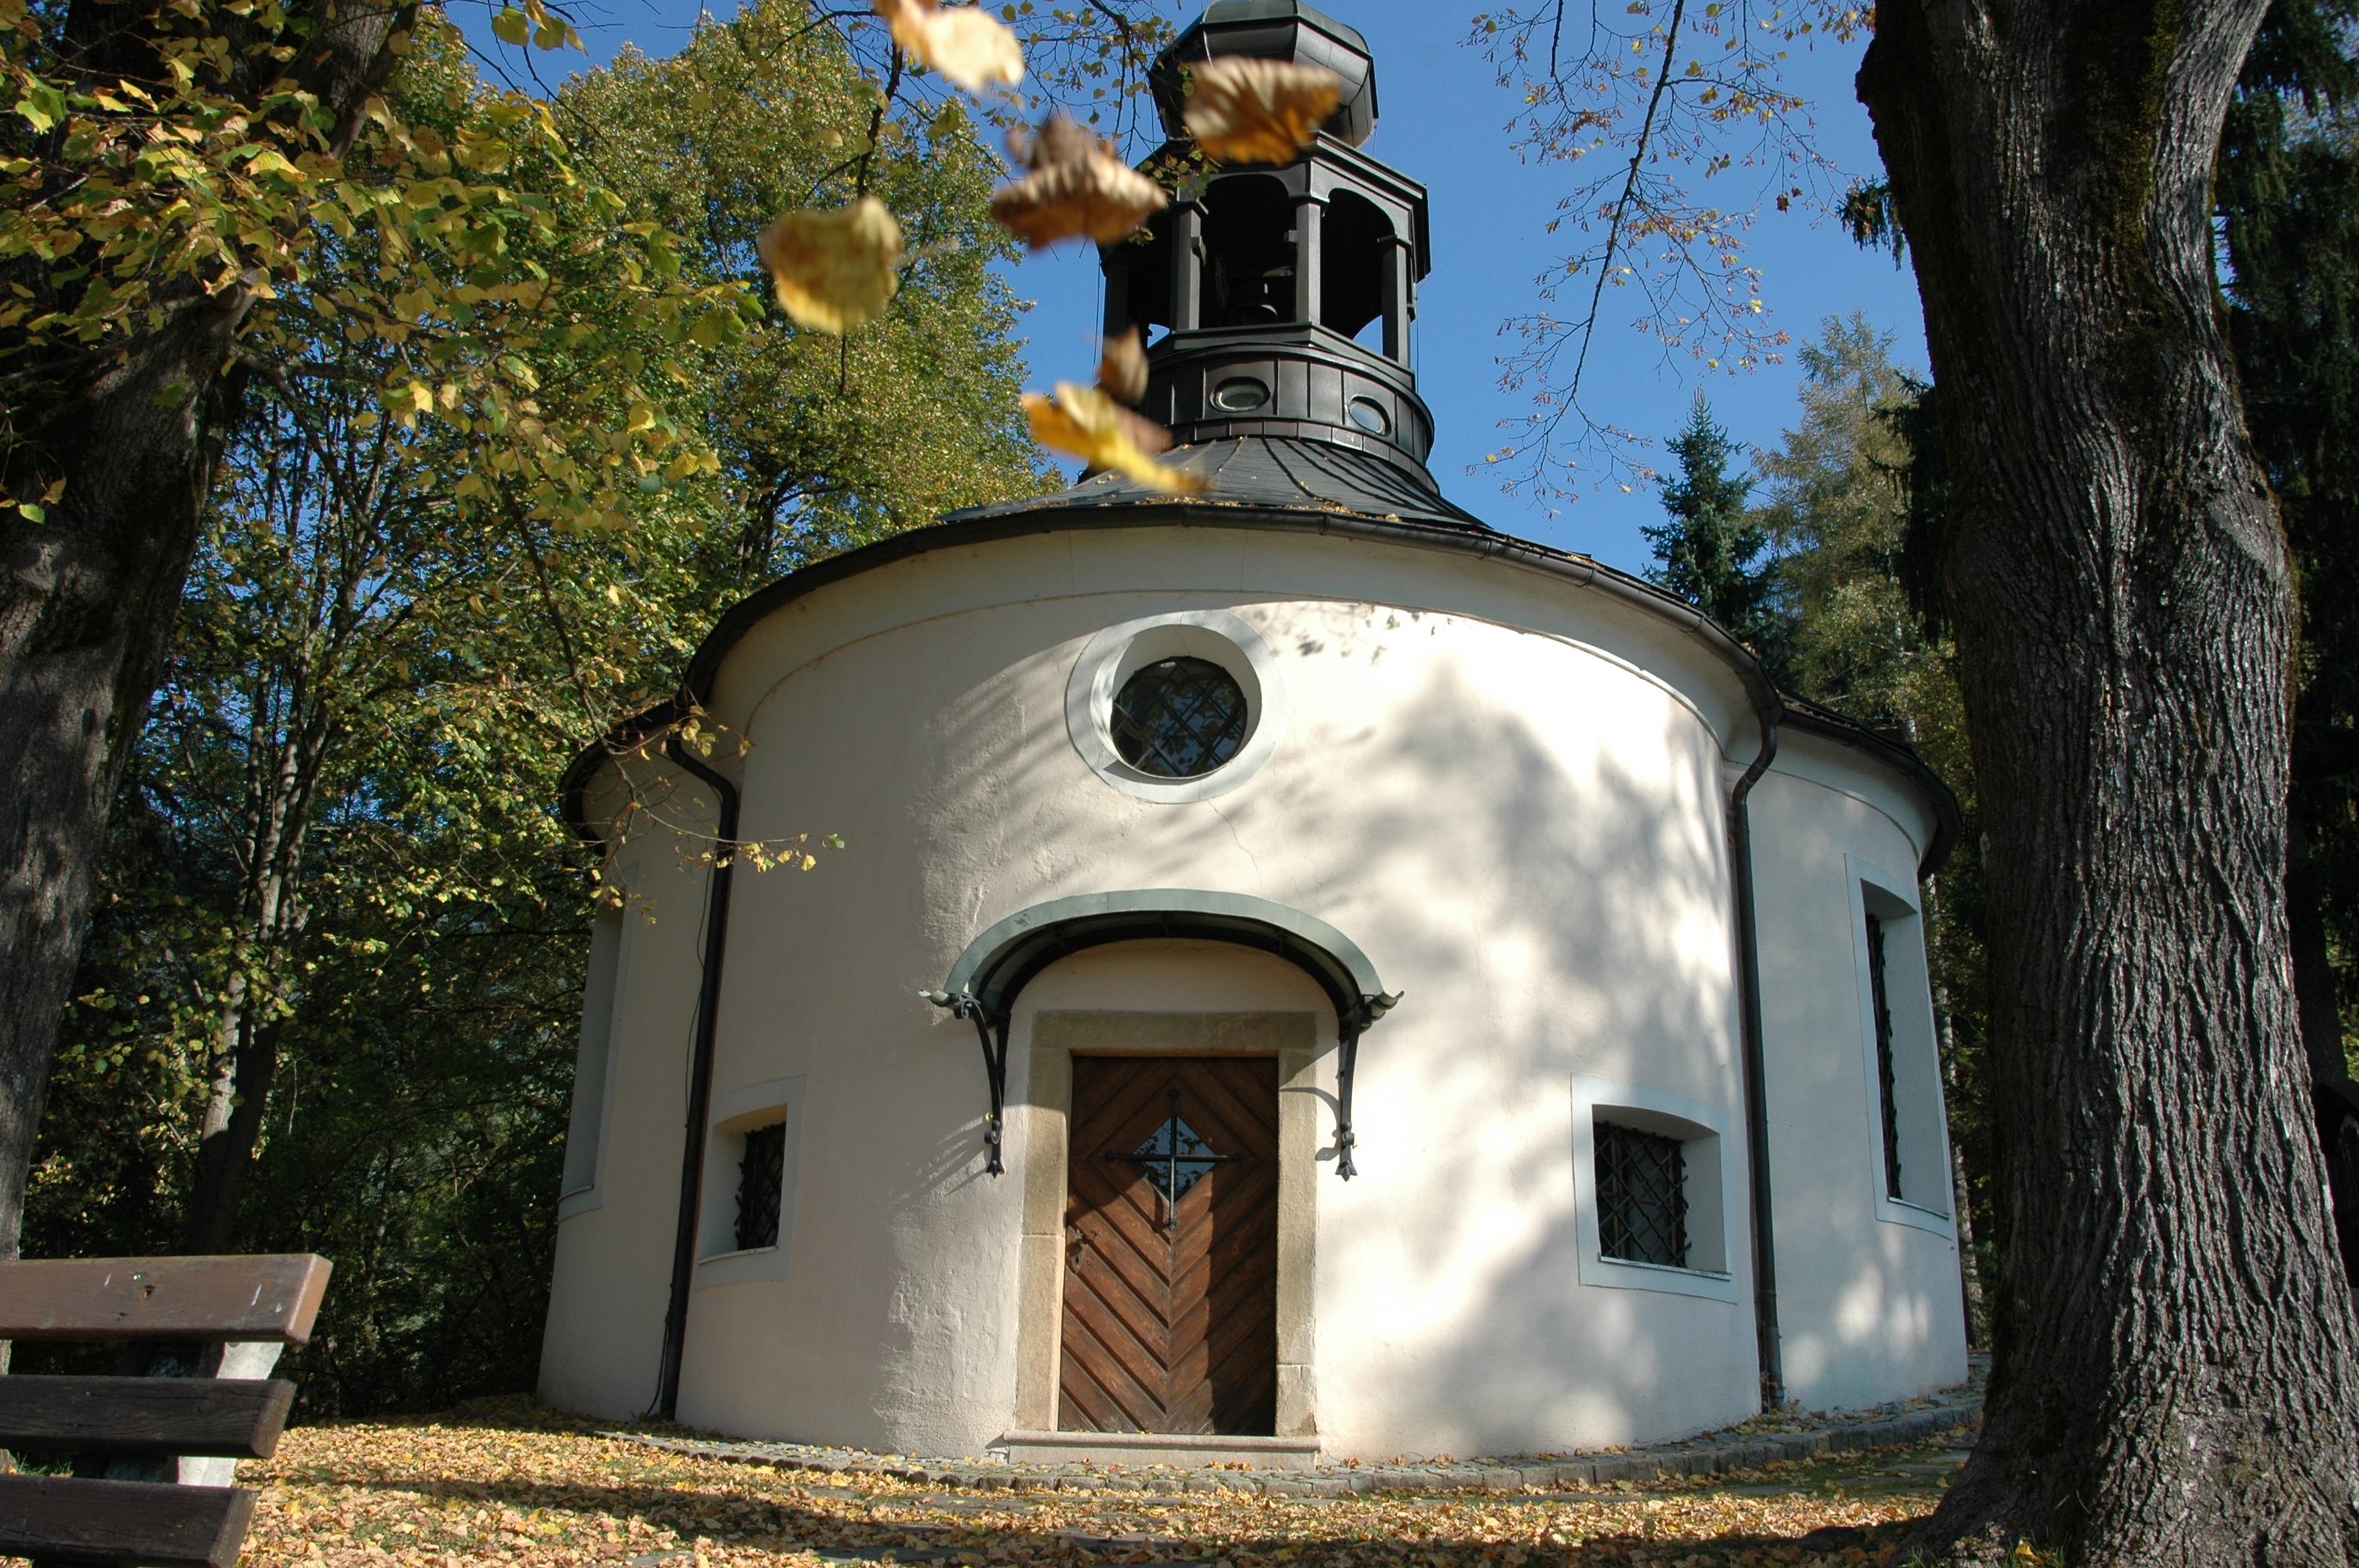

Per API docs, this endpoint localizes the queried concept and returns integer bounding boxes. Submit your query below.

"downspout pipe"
[1728,708,1784,1410]
[652,735,740,1421]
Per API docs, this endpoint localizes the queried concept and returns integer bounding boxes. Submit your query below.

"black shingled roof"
[942,435,1491,533]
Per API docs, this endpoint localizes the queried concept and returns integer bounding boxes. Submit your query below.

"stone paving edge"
[595,1398,1983,1498]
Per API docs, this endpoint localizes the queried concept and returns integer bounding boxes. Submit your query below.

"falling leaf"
[1183,56,1340,165]
[873,0,1023,94]
[1005,111,1101,171]
[1024,382,1201,494]
[990,114,1166,249]
[1098,326,1148,405]
[754,197,903,333]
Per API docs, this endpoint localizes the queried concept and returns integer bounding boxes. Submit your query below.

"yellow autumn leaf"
[754,197,903,333]
[1183,56,1340,165]
[245,148,307,181]
[873,0,1023,94]
[1097,325,1147,405]
[1023,382,1201,494]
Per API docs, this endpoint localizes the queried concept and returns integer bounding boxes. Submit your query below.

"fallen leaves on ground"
[755,198,903,332]
[1023,382,1201,493]
[873,0,1024,93]
[1183,56,1341,167]
[990,113,1168,249]
[239,1406,1960,1568]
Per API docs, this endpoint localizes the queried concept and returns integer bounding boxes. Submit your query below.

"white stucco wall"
[1750,730,1970,1410]
[536,829,714,1420]
[538,523,1963,1456]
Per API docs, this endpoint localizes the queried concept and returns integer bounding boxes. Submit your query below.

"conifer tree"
[1644,395,1791,683]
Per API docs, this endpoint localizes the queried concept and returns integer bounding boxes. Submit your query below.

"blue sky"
[452,1,1925,579]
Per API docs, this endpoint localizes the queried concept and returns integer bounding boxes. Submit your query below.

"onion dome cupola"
[1110,2,1434,475]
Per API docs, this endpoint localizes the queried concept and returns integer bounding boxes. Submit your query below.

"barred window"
[1595,1121,1689,1268]
[1111,658,1248,779]
[735,1121,787,1252]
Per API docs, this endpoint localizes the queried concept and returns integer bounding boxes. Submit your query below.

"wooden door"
[1061,1055,1278,1434]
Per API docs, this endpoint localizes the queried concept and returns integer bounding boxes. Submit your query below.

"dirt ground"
[242,1415,1970,1567]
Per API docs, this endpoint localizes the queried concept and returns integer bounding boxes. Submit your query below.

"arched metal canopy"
[944,889,1387,1025]
[922,890,1399,1180]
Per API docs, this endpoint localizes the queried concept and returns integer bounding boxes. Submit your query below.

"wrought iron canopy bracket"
[921,988,1009,1176]
[1332,989,1402,1181]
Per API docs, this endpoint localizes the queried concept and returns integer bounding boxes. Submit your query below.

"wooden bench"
[0,1254,332,1568]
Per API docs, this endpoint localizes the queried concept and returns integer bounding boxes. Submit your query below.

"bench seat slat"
[0,1254,330,1343]
[0,1375,293,1457]
[0,1473,255,1568]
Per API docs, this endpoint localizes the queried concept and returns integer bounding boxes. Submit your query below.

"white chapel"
[538,0,1969,1464]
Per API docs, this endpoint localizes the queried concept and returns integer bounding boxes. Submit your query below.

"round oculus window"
[1211,377,1270,413]
[1348,396,1391,435]
[1110,657,1249,779]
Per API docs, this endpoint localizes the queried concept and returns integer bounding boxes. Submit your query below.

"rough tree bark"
[1858,2,2359,1562]
[0,0,409,1261]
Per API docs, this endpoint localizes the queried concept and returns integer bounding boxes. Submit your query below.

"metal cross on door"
[1060,1055,1278,1436]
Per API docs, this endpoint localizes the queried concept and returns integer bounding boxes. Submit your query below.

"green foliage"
[23,2,1049,1414]
[555,2,1052,569]
[0,0,755,533]
[1754,317,1943,723]
[1645,393,1793,682]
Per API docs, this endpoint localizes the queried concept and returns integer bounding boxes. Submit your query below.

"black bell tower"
[1105,1,1436,481]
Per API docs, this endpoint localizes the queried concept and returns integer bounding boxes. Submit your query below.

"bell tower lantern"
[1103,1,1437,479]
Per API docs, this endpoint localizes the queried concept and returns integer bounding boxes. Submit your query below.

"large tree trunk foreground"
[1859,2,2359,1563]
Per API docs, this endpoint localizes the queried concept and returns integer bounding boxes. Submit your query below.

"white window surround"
[1846,855,1956,1237]
[696,1075,806,1287]
[1570,1076,1740,1304]
[558,884,634,1223]
[1063,608,1289,804]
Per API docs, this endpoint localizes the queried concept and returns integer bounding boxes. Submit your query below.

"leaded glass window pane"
[1596,1121,1688,1268]
[1111,657,1248,779]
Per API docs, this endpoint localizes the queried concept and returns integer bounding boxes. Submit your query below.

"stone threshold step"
[993,1430,1322,1472]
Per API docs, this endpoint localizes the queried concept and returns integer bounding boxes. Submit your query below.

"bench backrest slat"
[0,1473,256,1568]
[0,1376,294,1459]
[0,1254,330,1343]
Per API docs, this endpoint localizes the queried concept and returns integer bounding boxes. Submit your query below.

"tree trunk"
[180,1019,278,1256]
[0,301,247,1263]
[1859,3,2359,1562]
[0,0,405,1264]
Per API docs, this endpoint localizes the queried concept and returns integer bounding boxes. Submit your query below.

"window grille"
[1132,1114,1220,1203]
[735,1122,787,1252]
[1866,914,1904,1200]
[1595,1121,1688,1268]
[1111,657,1248,778]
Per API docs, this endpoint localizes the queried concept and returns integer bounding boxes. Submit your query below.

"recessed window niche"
[696,1075,806,1287]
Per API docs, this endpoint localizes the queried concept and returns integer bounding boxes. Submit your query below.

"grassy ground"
[242,1415,1971,1567]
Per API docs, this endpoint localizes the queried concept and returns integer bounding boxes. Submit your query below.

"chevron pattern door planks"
[1060,1055,1279,1435]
